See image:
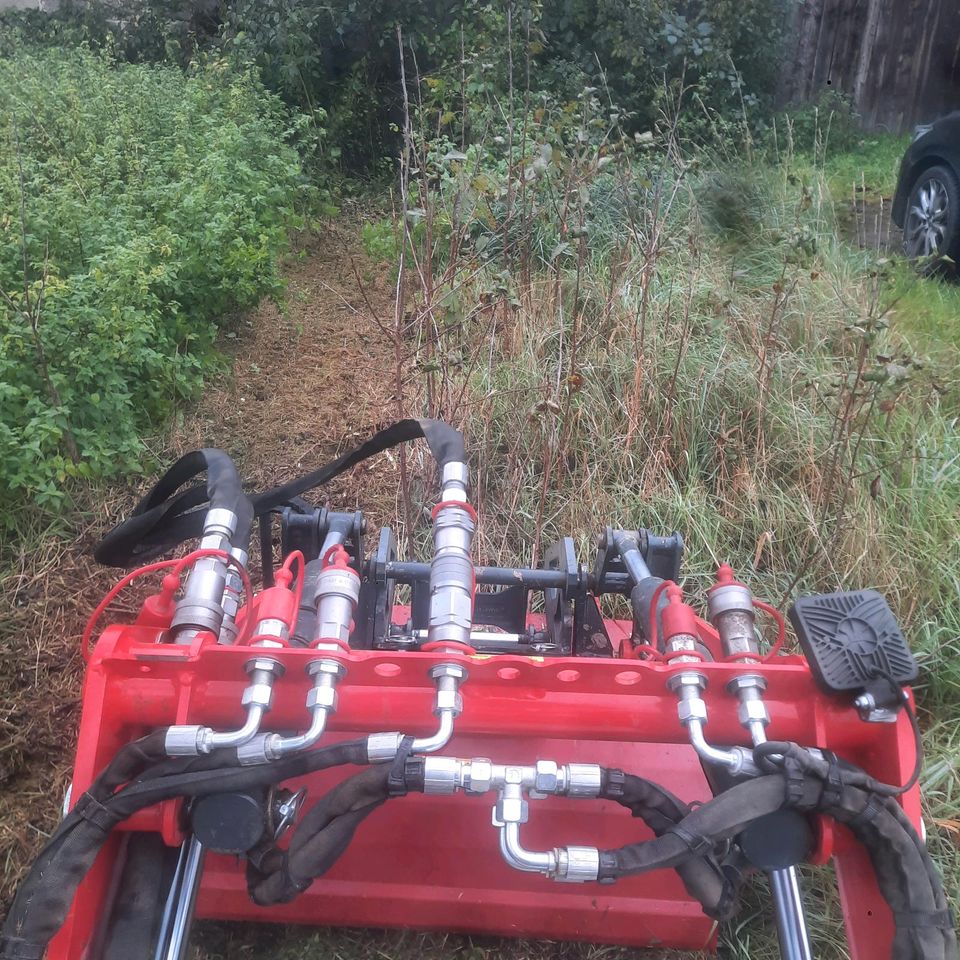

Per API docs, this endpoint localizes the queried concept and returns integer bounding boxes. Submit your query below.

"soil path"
[0,223,401,911]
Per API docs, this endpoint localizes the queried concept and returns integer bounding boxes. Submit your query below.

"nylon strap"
[95,419,464,567]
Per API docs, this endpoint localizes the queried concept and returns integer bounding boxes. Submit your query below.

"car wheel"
[902,164,960,266]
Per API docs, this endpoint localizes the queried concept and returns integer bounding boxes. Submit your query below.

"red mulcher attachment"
[3,421,955,960]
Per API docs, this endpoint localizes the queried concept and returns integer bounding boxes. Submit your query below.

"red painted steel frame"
[50,611,921,960]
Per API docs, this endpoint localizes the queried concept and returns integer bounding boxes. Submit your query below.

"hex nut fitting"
[307,659,347,681]
[306,685,338,711]
[245,656,285,677]
[465,758,493,794]
[533,760,561,797]
[677,696,708,724]
[241,682,275,710]
[666,671,708,693]
[737,698,770,727]
[726,673,767,694]
[433,688,463,715]
[494,793,528,825]
[430,662,468,681]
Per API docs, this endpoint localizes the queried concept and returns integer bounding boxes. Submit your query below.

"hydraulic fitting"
[165,657,283,756]
[427,461,476,647]
[418,757,603,798]
[237,659,346,764]
[668,672,759,775]
[412,662,468,754]
[218,546,249,644]
[708,564,759,662]
[172,507,238,644]
[493,779,600,882]
[660,583,701,664]
[313,546,360,647]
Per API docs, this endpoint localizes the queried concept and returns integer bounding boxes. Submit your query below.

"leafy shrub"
[0,48,310,512]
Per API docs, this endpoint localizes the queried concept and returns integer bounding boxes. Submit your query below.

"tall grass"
[381,96,960,955]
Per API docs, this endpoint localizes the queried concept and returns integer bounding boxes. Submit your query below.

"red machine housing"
[51,610,921,960]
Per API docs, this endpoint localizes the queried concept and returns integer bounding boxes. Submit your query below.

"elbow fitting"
[494,781,599,882]
[413,661,468,754]
[237,659,345,764]
[164,659,282,756]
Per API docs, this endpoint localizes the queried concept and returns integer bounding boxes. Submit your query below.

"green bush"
[0,48,310,512]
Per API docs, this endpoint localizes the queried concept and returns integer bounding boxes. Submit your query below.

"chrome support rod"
[155,836,205,960]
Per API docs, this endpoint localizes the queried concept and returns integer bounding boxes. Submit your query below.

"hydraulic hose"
[0,739,369,960]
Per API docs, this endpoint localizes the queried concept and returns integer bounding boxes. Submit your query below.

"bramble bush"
[0,48,311,514]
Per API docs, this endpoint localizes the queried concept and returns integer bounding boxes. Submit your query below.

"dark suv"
[892,112,960,262]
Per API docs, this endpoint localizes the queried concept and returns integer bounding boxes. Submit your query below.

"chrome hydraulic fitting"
[237,659,346,764]
[218,546,248,645]
[493,777,600,882]
[413,662,468,753]
[707,564,759,662]
[365,662,468,760]
[668,671,759,775]
[165,657,283,756]
[427,461,476,647]
[172,507,238,644]
[419,757,603,798]
[728,673,770,744]
[313,549,360,646]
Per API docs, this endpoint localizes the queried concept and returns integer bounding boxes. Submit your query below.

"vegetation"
[0,47,308,513]
[0,4,958,960]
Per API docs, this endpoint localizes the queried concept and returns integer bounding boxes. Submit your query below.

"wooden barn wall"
[780,0,960,131]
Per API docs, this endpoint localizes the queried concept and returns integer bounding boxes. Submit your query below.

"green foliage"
[538,0,792,135]
[0,48,309,513]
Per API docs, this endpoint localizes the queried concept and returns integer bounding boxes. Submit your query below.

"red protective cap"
[660,583,698,641]
[709,562,744,591]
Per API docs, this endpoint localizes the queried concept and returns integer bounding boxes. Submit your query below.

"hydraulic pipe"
[499,821,555,874]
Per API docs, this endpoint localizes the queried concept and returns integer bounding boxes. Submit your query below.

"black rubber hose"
[598,775,792,880]
[601,769,737,920]
[0,739,368,958]
[247,766,391,905]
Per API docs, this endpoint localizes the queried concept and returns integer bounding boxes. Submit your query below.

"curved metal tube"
[265,707,330,758]
[686,717,741,769]
[412,709,456,754]
[499,821,556,875]
[203,704,266,750]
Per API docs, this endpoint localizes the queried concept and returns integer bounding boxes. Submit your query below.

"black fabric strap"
[95,419,465,567]
[388,736,416,797]
[893,909,955,930]
[72,793,120,834]
[666,822,715,858]
[0,937,44,960]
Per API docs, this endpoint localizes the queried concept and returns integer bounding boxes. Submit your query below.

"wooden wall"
[780,0,960,131]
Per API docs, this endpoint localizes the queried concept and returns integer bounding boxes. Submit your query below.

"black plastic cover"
[789,589,918,693]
